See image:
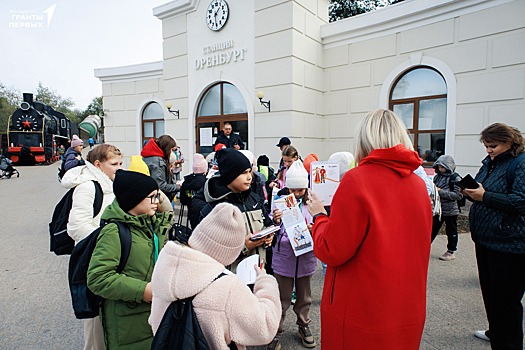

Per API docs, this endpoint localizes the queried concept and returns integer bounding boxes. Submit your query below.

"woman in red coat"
[307,109,432,349]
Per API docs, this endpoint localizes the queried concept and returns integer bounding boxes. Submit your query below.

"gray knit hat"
[188,203,246,266]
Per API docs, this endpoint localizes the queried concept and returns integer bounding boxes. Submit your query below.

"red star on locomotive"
[22,119,32,129]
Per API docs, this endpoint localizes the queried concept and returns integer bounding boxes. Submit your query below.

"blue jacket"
[470,152,525,254]
[63,147,85,172]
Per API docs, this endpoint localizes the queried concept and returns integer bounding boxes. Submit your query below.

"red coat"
[312,145,432,350]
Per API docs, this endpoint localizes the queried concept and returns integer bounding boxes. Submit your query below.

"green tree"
[77,96,103,121]
[329,0,405,22]
[0,83,21,133]
[35,82,81,124]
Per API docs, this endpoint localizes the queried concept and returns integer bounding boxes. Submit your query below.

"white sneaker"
[474,330,490,341]
[439,251,455,261]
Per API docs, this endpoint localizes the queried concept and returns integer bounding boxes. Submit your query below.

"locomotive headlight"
[20,102,30,111]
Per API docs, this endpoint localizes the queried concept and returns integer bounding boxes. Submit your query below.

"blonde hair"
[354,109,414,163]
[86,144,122,164]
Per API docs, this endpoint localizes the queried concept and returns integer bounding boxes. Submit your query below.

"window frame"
[141,102,164,145]
[195,82,248,154]
[389,66,447,166]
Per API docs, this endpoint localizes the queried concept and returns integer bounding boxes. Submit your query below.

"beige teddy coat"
[149,241,281,350]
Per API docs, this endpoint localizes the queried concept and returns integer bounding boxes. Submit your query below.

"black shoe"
[298,325,316,348]
[266,337,281,350]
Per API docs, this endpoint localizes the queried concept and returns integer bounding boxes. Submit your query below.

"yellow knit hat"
[128,155,150,176]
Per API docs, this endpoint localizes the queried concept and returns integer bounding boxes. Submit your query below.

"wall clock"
[206,0,229,31]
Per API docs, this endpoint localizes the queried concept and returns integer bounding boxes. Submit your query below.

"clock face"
[206,0,229,31]
[15,113,39,131]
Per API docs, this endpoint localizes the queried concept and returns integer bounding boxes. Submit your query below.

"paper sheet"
[274,194,314,256]
[310,161,340,206]
[235,254,259,285]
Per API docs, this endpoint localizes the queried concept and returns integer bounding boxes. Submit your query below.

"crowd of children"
[63,124,470,350]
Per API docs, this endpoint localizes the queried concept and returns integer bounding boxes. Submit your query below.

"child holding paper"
[271,160,317,349]
[150,203,281,349]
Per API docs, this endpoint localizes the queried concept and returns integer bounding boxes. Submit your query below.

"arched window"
[389,67,447,164]
[195,82,248,155]
[142,102,165,145]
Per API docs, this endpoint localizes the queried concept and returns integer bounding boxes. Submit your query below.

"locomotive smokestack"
[23,93,34,104]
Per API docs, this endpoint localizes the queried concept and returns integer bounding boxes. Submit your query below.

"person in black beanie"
[113,169,159,213]
[189,148,275,274]
[87,169,173,349]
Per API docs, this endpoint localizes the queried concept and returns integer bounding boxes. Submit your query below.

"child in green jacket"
[87,169,172,350]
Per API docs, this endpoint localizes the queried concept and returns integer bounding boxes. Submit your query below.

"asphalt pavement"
[0,160,515,349]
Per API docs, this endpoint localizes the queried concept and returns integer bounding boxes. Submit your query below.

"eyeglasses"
[146,193,161,204]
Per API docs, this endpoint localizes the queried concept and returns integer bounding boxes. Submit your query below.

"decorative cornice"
[153,0,199,20]
[94,61,163,83]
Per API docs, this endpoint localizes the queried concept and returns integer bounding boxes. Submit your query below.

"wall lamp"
[166,102,180,119]
[256,91,270,112]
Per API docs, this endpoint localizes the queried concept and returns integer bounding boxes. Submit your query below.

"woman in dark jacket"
[141,135,180,201]
[464,123,525,349]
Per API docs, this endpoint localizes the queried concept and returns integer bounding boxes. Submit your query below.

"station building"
[95,0,525,175]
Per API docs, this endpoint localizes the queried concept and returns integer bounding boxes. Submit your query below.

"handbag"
[170,204,192,244]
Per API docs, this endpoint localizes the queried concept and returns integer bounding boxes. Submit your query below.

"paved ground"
[0,161,520,349]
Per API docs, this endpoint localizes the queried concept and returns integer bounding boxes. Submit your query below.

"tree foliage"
[77,97,103,121]
[0,83,21,133]
[35,82,83,124]
[329,0,405,22]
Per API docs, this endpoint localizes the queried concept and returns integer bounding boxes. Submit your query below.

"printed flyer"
[310,161,340,206]
[274,194,314,256]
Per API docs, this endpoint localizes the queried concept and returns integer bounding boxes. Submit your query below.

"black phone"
[457,174,479,189]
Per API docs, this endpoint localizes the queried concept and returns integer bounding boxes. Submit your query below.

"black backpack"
[151,273,237,350]
[57,161,66,182]
[68,220,131,319]
[49,181,103,255]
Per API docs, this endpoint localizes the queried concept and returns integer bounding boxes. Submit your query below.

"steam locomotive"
[3,93,78,164]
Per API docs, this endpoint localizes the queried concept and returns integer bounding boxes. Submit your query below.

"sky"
[0,0,168,110]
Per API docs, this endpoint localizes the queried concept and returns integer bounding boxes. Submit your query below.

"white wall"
[96,0,525,177]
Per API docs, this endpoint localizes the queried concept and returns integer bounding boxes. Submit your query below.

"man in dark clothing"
[276,137,291,171]
[213,122,245,150]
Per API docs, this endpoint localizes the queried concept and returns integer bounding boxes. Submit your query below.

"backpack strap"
[115,221,132,273]
[92,181,103,218]
[448,172,461,191]
[506,153,525,193]
[177,204,185,226]
[99,220,132,273]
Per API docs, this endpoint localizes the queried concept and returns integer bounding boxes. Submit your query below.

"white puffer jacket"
[61,162,115,243]
[149,241,281,350]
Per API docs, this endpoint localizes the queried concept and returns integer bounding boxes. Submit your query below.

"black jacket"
[179,173,207,207]
[189,174,273,272]
[189,174,272,230]
[213,131,245,150]
[470,152,525,254]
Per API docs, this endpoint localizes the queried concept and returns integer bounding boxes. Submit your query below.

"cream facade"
[95,0,525,176]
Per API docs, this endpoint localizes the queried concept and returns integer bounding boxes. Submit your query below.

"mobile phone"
[457,174,479,189]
